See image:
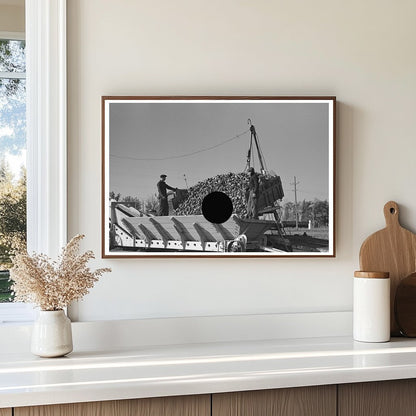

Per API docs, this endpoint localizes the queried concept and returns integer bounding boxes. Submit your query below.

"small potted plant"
[10,234,111,357]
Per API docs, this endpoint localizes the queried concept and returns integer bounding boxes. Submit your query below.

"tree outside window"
[0,38,26,302]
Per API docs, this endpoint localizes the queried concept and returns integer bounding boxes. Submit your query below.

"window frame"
[0,31,25,41]
[0,0,67,324]
[26,0,67,257]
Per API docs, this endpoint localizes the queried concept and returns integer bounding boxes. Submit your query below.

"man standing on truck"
[247,167,259,219]
[157,174,177,216]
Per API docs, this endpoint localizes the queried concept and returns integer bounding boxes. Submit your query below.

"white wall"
[0,4,24,33]
[67,0,416,322]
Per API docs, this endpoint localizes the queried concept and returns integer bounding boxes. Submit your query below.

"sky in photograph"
[108,101,330,204]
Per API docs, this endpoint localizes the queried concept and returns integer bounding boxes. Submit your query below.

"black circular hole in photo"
[202,192,233,224]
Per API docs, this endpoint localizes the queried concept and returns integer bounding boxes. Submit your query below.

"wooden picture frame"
[102,96,336,258]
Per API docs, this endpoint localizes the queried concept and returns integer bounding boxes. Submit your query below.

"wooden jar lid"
[354,271,390,279]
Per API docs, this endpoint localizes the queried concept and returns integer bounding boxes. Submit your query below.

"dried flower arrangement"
[10,234,111,311]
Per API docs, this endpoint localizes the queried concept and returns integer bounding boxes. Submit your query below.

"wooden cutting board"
[359,201,416,335]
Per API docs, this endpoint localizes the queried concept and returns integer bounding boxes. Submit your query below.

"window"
[0,35,26,306]
[0,0,67,324]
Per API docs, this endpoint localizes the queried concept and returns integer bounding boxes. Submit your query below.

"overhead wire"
[110,129,250,162]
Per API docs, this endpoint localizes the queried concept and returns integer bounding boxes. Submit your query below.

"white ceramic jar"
[31,310,73,357]
[353,271,390,343]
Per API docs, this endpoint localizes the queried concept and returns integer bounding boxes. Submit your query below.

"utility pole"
[291,176,300,230]
[183,174,188,189]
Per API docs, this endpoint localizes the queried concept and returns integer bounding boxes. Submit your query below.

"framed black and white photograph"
[102,96,335,258]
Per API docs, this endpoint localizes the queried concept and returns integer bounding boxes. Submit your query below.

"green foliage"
[0,39,25,74]
[0,161,26,269]
[0,39,27,301]
[0,270,13,302]
[0,39,26,155]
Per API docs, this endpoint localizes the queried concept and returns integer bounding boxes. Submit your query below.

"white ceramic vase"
[31,310,73,357]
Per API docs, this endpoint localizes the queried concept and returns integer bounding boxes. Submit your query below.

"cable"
[110,129,250,162]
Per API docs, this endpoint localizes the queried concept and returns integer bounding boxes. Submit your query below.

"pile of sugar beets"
[174,172,249,217]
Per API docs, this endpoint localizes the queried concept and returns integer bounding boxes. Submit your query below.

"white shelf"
[2,336,416,408]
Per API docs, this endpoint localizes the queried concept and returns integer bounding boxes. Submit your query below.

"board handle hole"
[390,207,396,214]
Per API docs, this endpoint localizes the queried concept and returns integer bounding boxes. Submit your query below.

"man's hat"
[160,174,167,178]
